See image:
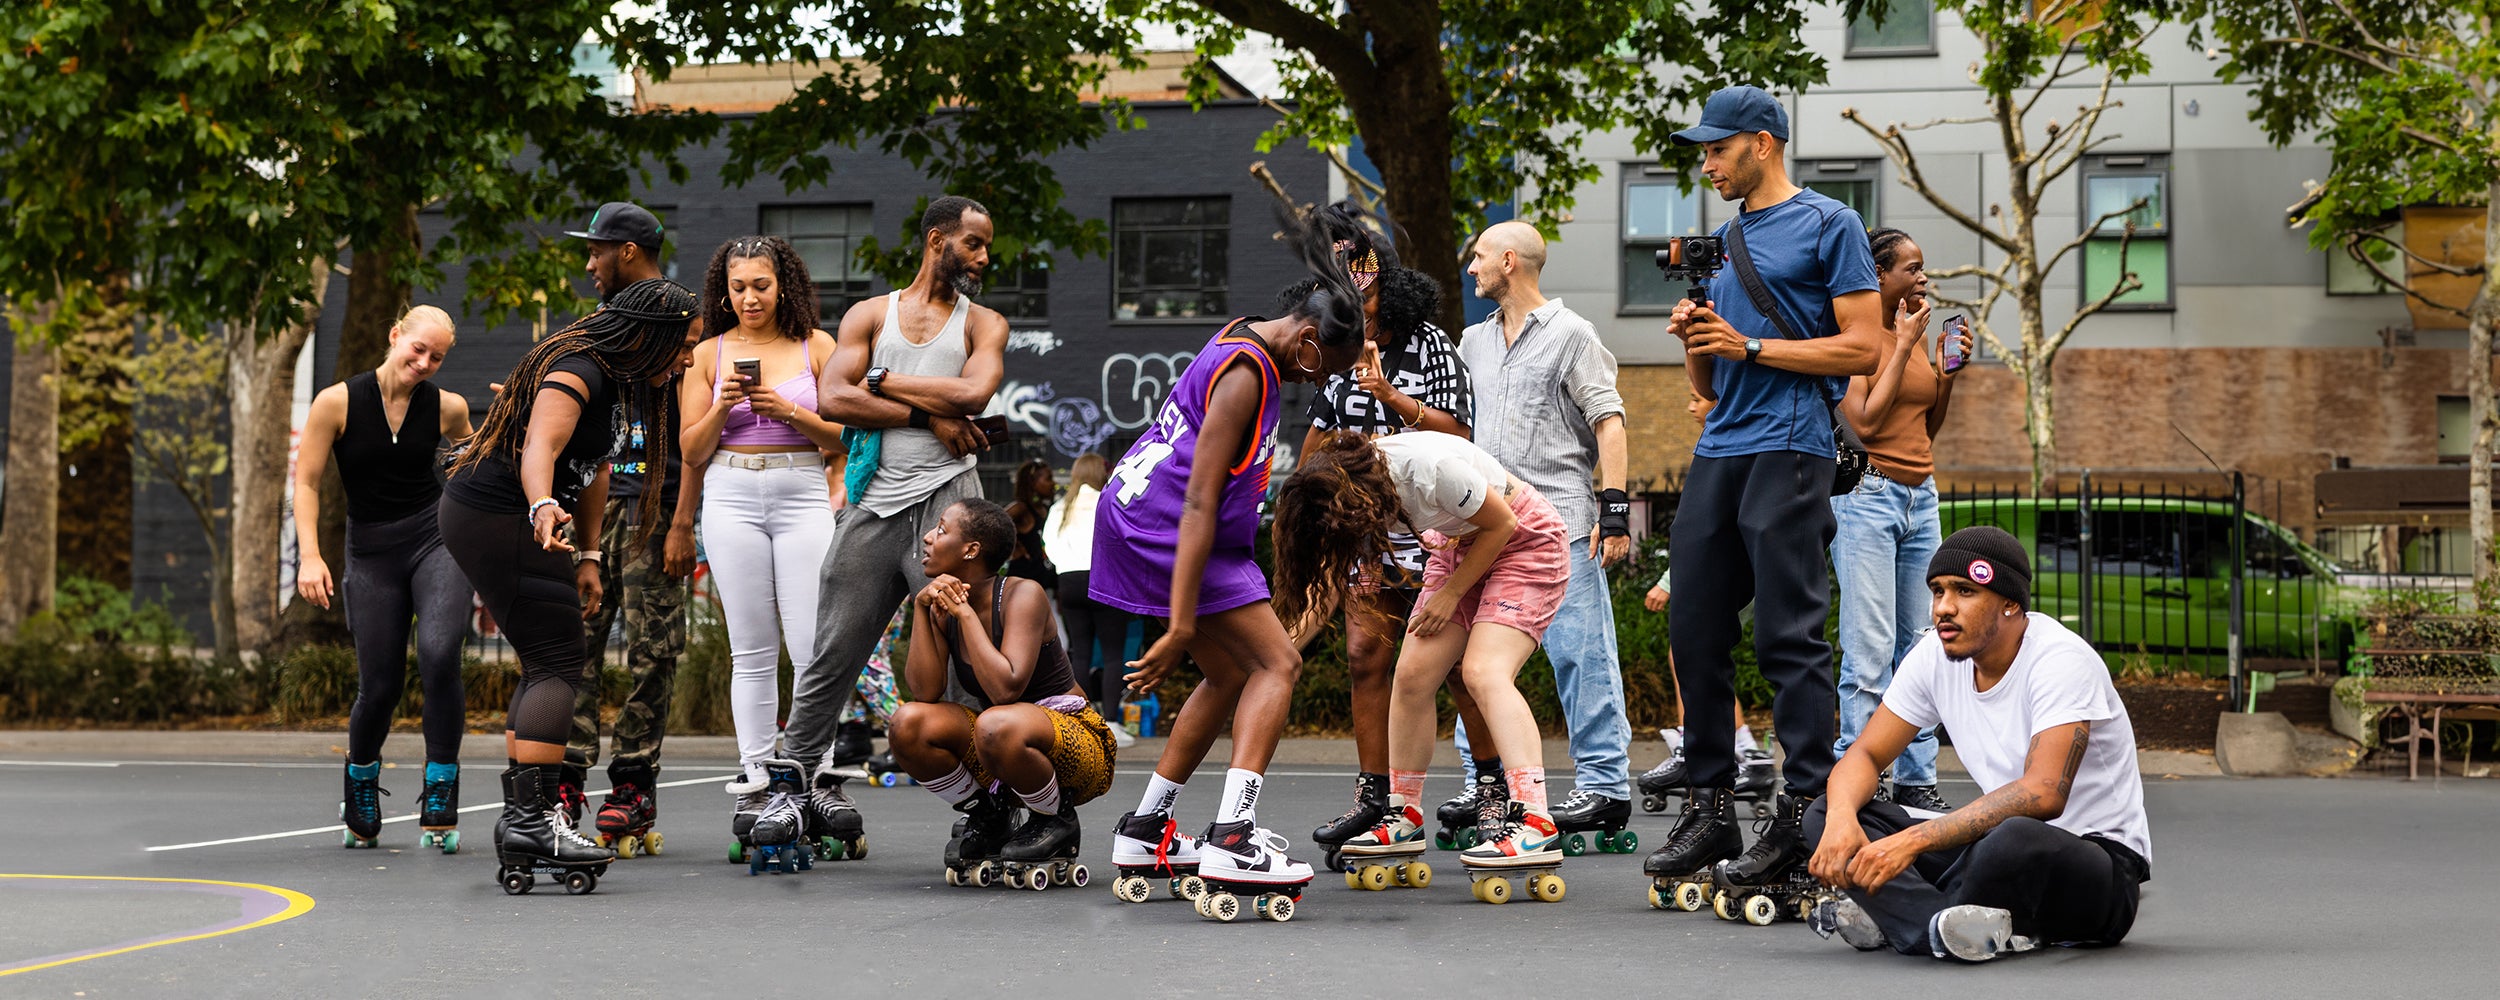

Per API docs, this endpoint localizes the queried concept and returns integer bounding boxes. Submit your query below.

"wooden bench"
[2356,648,2500,781]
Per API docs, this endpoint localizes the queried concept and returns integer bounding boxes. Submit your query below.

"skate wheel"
[1561,833,1585,858]
[1641,794,1668,814]
[845,836,866,861]
[1358,865,1392,892]
[1712,890,1737,921]
[946,867,962,887]
[564,871,595,895]
[1207,892,1241,922]
[1402,862,1432,889]
[972,862,996,888]
[1025,868,1049,892]
[501,870,531,895]
[1433,830,1456,851]
[1344,869,1362,890]
[1743,893,1778,926]
[1068,864,1089,888]
[1113,875,1149,903]
[1750,800,1772,819]
[1479,877,1511,905]
[1176,875,1206,901]
[442,830,460,855]
[728,842,745,864]
[1529,873,1565,903]
[879,772,900,787]
[1648,883,1668,910]
[1461,828,1482,849]
[1260,894,1296,922]
[614,836,637,859]
[1674,881,1707,912]
[644,832,663,856]
[1614,831,1637,853]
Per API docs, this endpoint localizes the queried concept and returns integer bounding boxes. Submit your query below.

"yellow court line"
[0,875,316,978]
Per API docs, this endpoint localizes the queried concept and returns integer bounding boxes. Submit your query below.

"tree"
[0,305,59,633]
[1839,0,2175,493]
[2198,0,2500,600]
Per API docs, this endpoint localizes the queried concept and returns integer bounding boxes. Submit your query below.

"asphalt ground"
[0,735,2493,998]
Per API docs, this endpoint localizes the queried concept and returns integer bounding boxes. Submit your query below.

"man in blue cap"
[1640,85,1888,902]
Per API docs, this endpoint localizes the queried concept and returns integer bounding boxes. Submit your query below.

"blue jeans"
[1829,470,1943,785]
[1456,534,1633,799]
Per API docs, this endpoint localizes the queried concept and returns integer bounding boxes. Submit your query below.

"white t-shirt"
[1374,431,1511,537]
[1885,613,2152,863]
[1040,484,1100,574]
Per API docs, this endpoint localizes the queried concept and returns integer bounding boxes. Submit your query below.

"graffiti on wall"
[981,348,1221,461]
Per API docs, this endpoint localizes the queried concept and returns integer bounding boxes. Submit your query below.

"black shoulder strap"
[1721,213,1808,345]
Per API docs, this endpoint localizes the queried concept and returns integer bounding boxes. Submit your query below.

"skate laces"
[548,807,600,849]
[1640,746,1686,779]
[1557,788,1601,811]
[421,780,453,815]
[348,778,389,817]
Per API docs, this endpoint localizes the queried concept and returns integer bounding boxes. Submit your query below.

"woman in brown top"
[1828,228,1972,812]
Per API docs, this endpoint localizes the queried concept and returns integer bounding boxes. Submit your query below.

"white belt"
[709,451,826,471]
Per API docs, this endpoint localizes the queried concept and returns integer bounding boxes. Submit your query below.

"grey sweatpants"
[784,470,983,767]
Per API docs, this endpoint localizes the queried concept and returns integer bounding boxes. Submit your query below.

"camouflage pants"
[839,605,907,727]
[568,497,688,773]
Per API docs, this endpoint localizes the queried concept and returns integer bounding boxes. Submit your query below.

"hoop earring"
[1293,339,1323,376]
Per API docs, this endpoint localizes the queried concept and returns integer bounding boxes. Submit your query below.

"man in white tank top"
[787,196,1010,824]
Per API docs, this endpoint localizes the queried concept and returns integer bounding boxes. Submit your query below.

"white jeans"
[702,461,837,769]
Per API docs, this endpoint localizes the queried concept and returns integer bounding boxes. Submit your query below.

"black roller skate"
[1732,746,1779,817]
[1636,745,1686,814]
[417,761,460,854]
[1707,792,1817,925]
[1551,788,1636,856]
[997,808,1086,891]
[740,758,815,875]
[830,720,875,768]
[943,789,1018,887]
[1642,786,1744,913]
[1193,820,1314,923]
[806,761,868,860]
[1109,809,1206,904]
[864,750,917,788]
[596,763,660,858]
[494,765,615,895]
[1310,772,1389,873]
[1433,763,1503,850]
[339,761,389,849]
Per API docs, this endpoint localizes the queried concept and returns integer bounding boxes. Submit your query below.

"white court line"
[0,760,121,768]
[144,770,744,853]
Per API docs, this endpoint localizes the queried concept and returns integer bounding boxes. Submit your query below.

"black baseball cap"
[1671,86,1791,146]
[565,202,665,252]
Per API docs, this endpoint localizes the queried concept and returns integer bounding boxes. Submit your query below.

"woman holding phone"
[1828,228,1969,813]
[680,236,848,844]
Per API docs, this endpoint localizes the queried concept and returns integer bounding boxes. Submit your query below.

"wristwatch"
[865,366,890,397]
[1744,338,1763,363]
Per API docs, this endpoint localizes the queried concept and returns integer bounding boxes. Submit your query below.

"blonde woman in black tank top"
[292,305,475,850]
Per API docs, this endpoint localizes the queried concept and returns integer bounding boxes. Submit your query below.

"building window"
[2326,222,2403,295]
[1847,0,1936,56]
[986,256,1051,324]
[2080,154,2171,310]
[1113,198,1229,321]
[2438,396,2472,461]
[1621,167,1708,313]
[760,204,877,314]
[1803,159,1880,226]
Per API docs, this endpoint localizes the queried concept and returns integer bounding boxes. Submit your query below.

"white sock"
[1662,726,1685,752]
[1216,768,1262,824]
[923,764,978,806]
[1736,725,1760,752]
[1016,776,1062,816]
[1135,772,1185,817]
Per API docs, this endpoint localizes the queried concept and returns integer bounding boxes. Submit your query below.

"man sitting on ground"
[1804,526,2152,962]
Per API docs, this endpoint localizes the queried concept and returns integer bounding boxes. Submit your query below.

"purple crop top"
[714,336,819,448]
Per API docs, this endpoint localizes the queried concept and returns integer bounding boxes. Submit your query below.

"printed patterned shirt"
[1305,322,1475,582]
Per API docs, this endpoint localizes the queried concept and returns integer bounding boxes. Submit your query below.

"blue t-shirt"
[1695,189,1878,460]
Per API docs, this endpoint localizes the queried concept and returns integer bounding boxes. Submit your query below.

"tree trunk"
[230,262,332,655]
[0,308,60,633]
[2469,186,2498,607]
[1340,32,1462,333]
[2024,359,2057,497]
[56,310,133,589]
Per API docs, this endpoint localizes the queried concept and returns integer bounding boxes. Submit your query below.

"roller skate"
[416,761,460,854]
[740,758,815,875]
[830,720,875,768]
[1309,772,1388,873]
[1550,788,1636,856]
[726,767,769,853]
[1108,809,1205,904]
[806,761,868,860]
[1641,786,1744,913]
[1707,792,1816,924]
[339,760,389,849]
[1193,819,1314,923]
[595,763,660,858]
[1732,746,1779,817]
[864,750,917,788]
[1334,795,1431,891]
[996,808,1086,891]
[494,765,615,896]
[1432,774,1494,850]
[1636,743,1686,814]
[1459,807,1566,905]
[942,789,1017,887]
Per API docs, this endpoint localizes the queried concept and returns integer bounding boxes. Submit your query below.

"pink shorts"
[1415,483,1570,642]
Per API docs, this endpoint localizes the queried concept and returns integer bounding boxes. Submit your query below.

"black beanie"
[1928,525,2031,611]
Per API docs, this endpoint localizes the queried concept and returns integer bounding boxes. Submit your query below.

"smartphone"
[1940,315,1970,374]
[973,414,1011,447]
[732,357,763,386]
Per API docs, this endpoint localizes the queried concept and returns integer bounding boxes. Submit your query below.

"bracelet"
[527,497,562,523]
[1398,394,1425,428]
[575,550,604,563]
[908,408,932,430]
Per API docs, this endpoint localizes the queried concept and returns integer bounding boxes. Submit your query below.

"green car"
[1935,496,2360,672]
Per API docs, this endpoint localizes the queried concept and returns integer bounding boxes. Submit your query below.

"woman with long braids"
[1097,205,1367,919]
[294,305,476,851]
[677,236,852,851]
[1271,430,1573,903]
[441,277,700,893]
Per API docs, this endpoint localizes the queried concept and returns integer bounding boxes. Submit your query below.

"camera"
[1654,235,1723,304]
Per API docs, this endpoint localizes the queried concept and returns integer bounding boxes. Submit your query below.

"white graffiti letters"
[1100,351,1196,430]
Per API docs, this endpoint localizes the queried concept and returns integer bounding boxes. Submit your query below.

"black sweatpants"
[1056,571,1134,721]
[1803,797,2148,955]
[438,494,586,746]
[343,507,472,764]
[1669,450,1839,795]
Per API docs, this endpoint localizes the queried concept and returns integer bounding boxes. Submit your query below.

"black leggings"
[438,495,585,746]
[344,508,471,764]
[1803,797,2148,954]
[1055,571,1133,719]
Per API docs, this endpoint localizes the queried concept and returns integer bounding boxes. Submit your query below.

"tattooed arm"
[1841,720,2092,894]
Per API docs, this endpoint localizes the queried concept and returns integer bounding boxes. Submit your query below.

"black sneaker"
[1891,783,1951,813]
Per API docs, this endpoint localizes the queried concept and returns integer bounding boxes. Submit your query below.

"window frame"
[757,203,878,317]
[1110,196,1232,325]
[983,252,1054,326]
[2077,153,2173,312]
[1845,0,1939,57]
[1618,164,1710,317]
[1802,159,1881,227]
[2325,222,2404,296]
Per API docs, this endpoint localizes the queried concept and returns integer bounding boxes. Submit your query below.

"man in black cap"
[1644,84,1888,897]
[1803,526,2152,962]
[570,201,669,300]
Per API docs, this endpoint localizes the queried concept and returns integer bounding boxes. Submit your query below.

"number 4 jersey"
[1088,320,1283,617]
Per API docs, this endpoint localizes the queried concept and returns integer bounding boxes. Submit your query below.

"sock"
[1662,726,1685,752]
[1016,776,1062,816]
[1136,772,1185,816]
[1390,769,1428,806]
[1216,768,1262,824]
[1505,766,1549,813]
[1737,725,1760,753]
[923,764,979,806]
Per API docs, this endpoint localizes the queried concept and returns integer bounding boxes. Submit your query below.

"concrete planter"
[2214,711,2302,776]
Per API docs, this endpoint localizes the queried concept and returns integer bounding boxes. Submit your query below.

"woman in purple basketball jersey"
[1095,208,1370,907]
